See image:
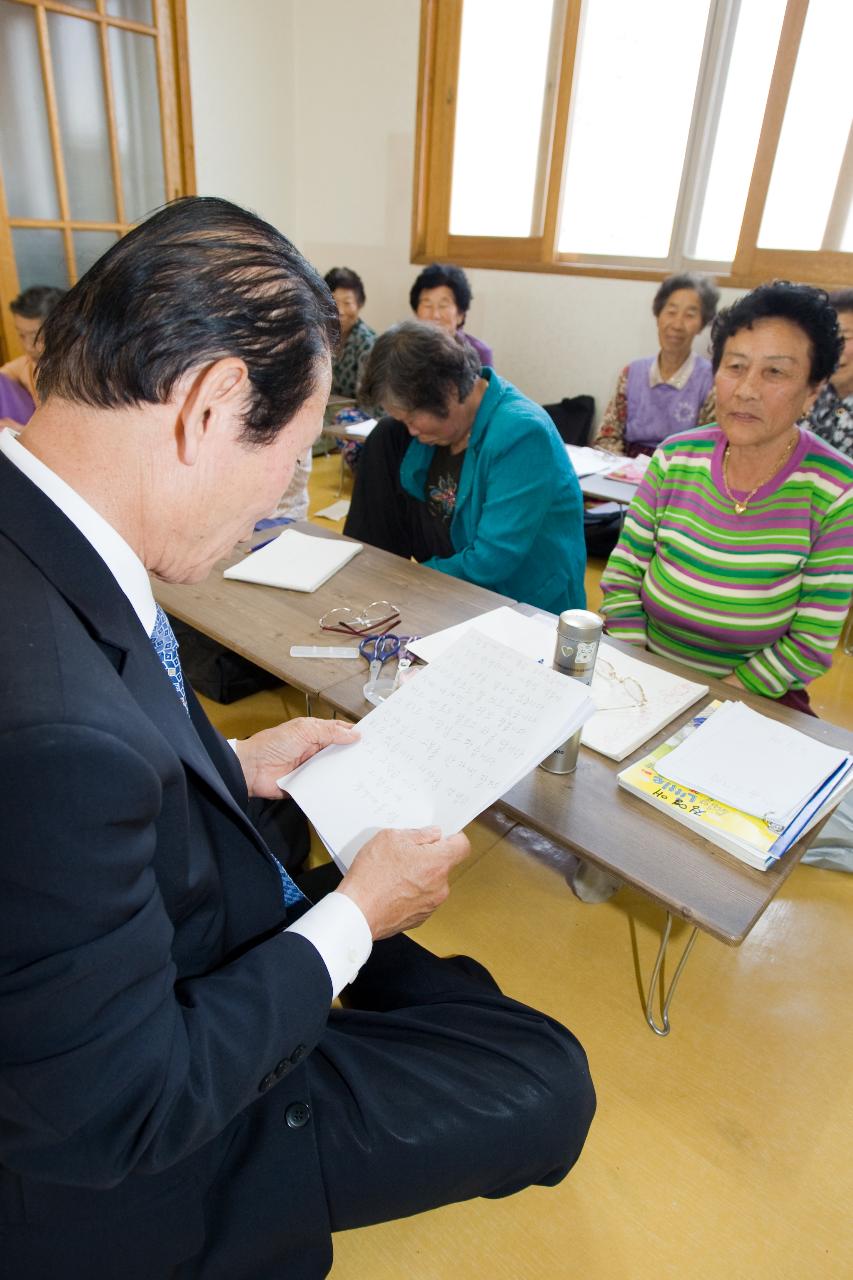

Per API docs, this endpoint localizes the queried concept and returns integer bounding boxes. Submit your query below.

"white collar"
[649,350,696,390]
[0,427,156,636]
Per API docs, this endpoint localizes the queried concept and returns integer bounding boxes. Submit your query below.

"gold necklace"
[722,432,798,515]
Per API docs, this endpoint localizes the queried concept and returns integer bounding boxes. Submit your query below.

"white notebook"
[223,529,362,592]
[581,642,708,761]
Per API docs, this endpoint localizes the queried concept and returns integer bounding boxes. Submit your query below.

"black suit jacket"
[0,454,335,1277]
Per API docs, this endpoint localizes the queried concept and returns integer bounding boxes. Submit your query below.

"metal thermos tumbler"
[539,609,603,775]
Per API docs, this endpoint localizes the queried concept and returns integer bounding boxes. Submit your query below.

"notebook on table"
[223,528,362,592]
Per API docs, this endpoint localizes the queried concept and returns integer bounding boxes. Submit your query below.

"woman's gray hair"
[358,320,481,418]
[652,273,719,329]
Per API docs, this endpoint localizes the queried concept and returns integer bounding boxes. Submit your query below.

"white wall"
[186,0,739,422]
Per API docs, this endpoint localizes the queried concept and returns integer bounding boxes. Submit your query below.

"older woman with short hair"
[344,321,585,612]
[594,272,720,457]
[600,281,853,713]
[410,262,494,369]
[323,266,376,400]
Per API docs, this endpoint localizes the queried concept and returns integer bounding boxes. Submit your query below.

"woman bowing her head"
[600,281,853,714]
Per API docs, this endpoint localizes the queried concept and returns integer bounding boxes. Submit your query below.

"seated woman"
[593,273,720,457]
[323,266,377,400]
[600,281,853,715]
[1,285,66,407]
[804,287,853,459]
[344,321,586,612]
[410,262,494,368]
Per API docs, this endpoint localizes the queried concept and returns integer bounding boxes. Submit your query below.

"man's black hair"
[710,280,842,384]
[652,273,719,328]
[36,196,339,445]
[10,285,66,320]
[324,267,366,308]
[359,321,480,419]
[409,263,472,320]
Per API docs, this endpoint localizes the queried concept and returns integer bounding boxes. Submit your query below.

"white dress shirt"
[0,428,372,996]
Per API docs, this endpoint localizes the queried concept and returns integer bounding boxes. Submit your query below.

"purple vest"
[625,355,713,450]
[0,372,34,427]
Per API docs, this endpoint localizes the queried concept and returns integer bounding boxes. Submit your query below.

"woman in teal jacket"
[344,321,586,613]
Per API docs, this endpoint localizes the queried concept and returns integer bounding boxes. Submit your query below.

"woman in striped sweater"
[600,282,853,715]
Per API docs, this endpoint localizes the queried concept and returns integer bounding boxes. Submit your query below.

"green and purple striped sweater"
[599,426,853,697]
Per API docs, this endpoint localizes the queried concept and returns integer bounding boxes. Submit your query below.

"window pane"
[449,0,555,238]
[843,198,853,255]
[0,1,59,219]
[12,227,69,291]
[558,0,711,258]
[108,27,166,222]
[692,0,787,262]
[48,12,117,222]
[106,0,153,22]
[73,230,119,280]
[759,0,853,251]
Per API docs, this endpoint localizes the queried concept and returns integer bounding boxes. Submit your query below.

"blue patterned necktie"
[149,604,304,907]
[151,605,189,713]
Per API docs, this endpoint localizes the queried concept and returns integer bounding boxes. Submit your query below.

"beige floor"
[205,453,853,1280]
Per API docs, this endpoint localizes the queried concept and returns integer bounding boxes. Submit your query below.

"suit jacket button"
[285,1102,311,1129]
[258,1072,277,1093]
[290,1044,306,1065]
[274,1059,289,1079]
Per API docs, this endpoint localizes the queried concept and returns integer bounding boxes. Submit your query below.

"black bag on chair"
[542,395,596,446]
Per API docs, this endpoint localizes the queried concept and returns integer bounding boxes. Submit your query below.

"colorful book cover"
[617,701,783,864]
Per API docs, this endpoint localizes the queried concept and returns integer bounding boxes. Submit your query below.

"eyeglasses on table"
[319,600,401,636]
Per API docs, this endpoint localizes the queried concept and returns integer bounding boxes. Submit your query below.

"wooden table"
[153,530,852,1033]
[154,523,512,713]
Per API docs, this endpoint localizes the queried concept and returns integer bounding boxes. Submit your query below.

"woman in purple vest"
[594,273,720,457]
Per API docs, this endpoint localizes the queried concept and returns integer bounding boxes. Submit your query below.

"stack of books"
[618,700,853,870]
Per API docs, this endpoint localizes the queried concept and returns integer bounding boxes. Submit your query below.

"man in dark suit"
[0,197,595,1279]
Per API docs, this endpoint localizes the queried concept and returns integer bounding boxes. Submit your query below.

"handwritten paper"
[278,629,596,869]
[408,606,556,666]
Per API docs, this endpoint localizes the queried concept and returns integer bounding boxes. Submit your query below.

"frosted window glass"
[48,12,116,222]
[106,0,153,21]
[73,230,119,279]
[449,0,554,238]
[759,0,853,251]
[692,0,787,262]
[12,228,69,291]
[0,2,59,219]
[108,27,166,222]
[558,0,711,258]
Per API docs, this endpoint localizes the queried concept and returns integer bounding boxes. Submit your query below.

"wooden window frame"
[0,0,195,359]
[412,0,852,289]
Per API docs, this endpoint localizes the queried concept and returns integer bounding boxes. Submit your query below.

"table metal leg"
[644,912,699,1037]
[304,692,313,716]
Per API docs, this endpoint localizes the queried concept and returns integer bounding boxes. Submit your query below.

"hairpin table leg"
[644,912,699,1036]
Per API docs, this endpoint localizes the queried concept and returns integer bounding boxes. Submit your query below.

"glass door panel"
[0,1,60,219]
[11,227,69,290]
[108,26,166,221]
[106,0,153,22]
[48,11,117,222]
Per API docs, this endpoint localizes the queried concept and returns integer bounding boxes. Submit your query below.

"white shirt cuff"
[286,891,373,997]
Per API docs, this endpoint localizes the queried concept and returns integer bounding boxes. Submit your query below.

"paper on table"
[223,528,362,592]
[345,418,377,438]
[408,606,556,666]
[564,444,617,477]
[581,641,708,761]
[662,700,852,827]
[278,629,596,869]
[314,499,351,521]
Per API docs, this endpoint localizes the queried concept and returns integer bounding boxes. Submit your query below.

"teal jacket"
[400,369,586,612]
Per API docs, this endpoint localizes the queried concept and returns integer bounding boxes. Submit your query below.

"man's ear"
[176,358,250,465]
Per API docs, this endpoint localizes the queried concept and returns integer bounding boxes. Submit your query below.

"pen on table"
[248,535,278,554]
